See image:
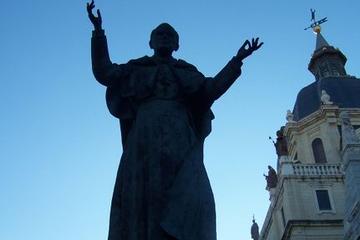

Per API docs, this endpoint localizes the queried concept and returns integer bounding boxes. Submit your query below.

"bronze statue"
[87,1,263,239]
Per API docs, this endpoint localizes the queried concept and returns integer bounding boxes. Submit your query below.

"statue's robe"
[91,29,243,240]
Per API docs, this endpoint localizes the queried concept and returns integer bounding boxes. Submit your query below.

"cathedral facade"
[259,26,360,240]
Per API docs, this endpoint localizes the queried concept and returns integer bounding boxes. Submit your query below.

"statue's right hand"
[87,0,102,30]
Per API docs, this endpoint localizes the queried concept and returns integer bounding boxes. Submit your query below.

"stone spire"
[315,32,329,51]
[308,27,347,81]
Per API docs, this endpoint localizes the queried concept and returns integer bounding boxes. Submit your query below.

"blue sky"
[1,1,359,239]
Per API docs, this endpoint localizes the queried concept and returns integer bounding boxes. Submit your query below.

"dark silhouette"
[251,219,260,240]
[264,166,278,190]
[274,126,288,157]
[87,1,263,239]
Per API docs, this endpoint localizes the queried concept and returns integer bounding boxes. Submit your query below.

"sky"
[1,1,359,239]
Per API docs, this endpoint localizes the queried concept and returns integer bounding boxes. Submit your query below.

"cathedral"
[255,19,360,240]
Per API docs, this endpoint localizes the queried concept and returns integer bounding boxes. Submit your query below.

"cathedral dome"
[293,76,360,121]
[292,31,360,121]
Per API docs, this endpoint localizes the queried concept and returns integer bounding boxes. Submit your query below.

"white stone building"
[258,27,360,240]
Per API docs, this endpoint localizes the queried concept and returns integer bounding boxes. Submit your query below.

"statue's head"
[149,23,179,55]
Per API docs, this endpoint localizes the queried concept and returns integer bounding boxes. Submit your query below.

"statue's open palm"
[87,0,102,30]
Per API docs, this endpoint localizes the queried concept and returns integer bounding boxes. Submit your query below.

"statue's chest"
[153,64,179,99]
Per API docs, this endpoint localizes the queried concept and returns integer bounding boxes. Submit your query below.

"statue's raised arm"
[204,37,263,101]
[87,0,126,87]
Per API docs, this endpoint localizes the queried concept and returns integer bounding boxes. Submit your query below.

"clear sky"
[1,1,359,239]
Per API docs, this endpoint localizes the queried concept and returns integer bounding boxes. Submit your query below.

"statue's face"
[150,23,179,53]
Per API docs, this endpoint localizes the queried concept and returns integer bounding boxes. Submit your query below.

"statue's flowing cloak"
[106,56,216,240]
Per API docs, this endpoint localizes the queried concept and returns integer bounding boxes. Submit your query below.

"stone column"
[343,144,360,240]
[341,112,360,240]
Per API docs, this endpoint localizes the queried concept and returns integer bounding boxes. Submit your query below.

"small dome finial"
[313,25,321,34]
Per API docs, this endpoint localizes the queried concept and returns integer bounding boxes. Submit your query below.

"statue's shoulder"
[127,56,155,66]
[175,59,199,72]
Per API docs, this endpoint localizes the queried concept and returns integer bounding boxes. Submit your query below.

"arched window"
[312,138,327,163]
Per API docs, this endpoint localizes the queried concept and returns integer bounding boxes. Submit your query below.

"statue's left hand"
[236,38,263,61]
